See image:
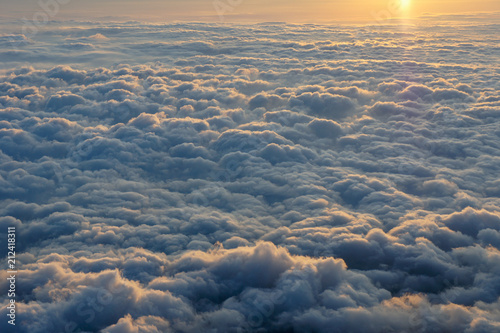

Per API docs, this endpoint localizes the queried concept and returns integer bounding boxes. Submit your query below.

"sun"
[400,0,411,10]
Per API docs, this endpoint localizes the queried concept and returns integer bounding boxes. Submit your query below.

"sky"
[0,0,500,22]
[0,1,500,333]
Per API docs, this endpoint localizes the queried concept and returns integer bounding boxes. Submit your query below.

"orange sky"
[1,0,499,22]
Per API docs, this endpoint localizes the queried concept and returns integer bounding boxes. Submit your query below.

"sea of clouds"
[0,17,500,332]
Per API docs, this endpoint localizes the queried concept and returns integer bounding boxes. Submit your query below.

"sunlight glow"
[400,0,411,9]
[399,0,412,17]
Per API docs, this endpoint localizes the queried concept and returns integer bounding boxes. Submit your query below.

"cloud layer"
[0,19,500,332]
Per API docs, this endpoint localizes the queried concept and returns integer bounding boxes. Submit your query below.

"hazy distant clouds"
[0,17,499,332]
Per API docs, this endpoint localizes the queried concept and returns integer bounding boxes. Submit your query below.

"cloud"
[0,18,499,332]
[289,92,356,119]
[307,118,343,139]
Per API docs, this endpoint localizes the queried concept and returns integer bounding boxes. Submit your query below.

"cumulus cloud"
[0,17,500,333]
